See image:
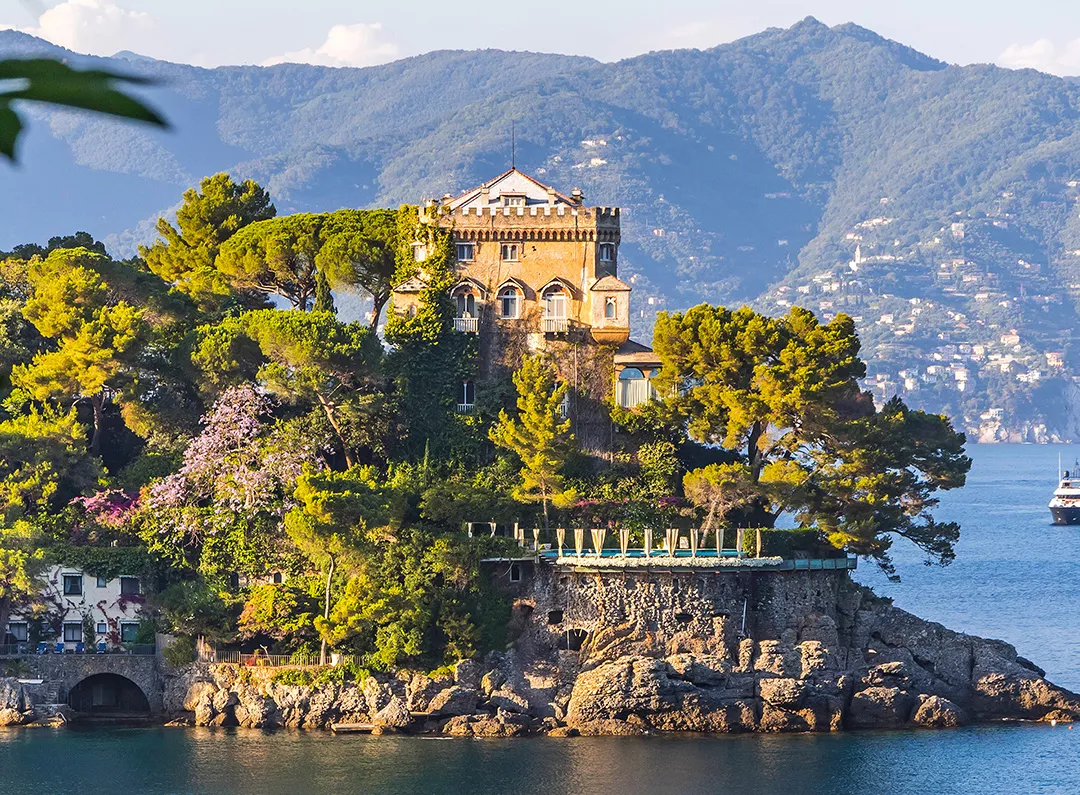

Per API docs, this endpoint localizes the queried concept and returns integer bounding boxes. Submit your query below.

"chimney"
[481,187,490,204]
[547,186,556,204]
[571,187,584,205]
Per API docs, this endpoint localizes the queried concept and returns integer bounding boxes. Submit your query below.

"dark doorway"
[68,674,150,715]
[558,628,589,652]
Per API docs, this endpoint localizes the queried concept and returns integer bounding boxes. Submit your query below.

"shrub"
[271,669,313,686]
[739,527,842,558]
[163,636,196,666]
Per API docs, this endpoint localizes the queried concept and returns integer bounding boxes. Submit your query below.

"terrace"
[483,526,856,572]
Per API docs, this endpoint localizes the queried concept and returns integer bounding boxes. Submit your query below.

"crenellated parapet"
[422,204,620,243]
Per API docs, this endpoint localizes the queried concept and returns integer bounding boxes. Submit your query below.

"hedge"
[737,528,844,559]
[45,544,156,579]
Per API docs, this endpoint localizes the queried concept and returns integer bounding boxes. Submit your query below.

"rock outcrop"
[156,582,1080,735]
[145,571,1080,735]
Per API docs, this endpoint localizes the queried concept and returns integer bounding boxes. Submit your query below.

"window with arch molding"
[498,287,520,319]
[455,290,476,317]
[605,296,618,319]
[617,367,650,408]
[543,286,567,318]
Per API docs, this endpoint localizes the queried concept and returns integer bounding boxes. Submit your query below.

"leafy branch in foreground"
[0,58,168,161]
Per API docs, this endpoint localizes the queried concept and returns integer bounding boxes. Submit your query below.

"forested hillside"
[5,17,1080,439]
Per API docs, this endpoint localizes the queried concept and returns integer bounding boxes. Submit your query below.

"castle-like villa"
[392,169,662,446]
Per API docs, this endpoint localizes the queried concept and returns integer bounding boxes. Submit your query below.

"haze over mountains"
[5,17,1080,440]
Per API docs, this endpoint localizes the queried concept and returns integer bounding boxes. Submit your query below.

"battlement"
[441,204,619,218]
[425,205,619,224]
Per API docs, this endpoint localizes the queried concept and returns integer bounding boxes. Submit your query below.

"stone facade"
[392,169,661,451]
[4,565,144,650]
[2,653,163,721]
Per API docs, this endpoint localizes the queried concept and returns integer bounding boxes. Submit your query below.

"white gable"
[449,169,574,210]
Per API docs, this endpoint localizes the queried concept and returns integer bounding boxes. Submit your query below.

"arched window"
[605,296,617,319]
[543,286,568,319]
[455,291,476,317]
[498,287,520,319]
[617,368,650,408]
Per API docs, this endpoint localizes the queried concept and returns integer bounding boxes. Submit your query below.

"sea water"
[2,444,1079,795]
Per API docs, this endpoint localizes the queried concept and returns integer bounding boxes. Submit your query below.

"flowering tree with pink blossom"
[141,384,324,583]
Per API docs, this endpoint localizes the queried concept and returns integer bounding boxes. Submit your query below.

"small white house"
[4,565,144,649]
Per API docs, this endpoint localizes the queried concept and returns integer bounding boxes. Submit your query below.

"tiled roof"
[590,275,632,292]
[446,168,575,210]
[392,275,428,293]
[614,339,662,366]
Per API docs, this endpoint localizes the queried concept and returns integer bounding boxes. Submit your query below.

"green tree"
[0,405,102,522]
[241,310,383,467]
[316,209,400,329]
[0,520,45,647]
[190,310,385,467]
[682,462,755,541]
[313,269,336,314]
[141,173,276,314]
[652,304,970,574]
[215,214,324,310]
[285,467,390,663]
[5,231,107,260]
[238,581,320,645]
[12,248,150,455]
[489,354,576,532]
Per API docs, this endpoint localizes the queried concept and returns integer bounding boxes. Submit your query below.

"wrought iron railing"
[0,642,156,656]
[197,647,366,668]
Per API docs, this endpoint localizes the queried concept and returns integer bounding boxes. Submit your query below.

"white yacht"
[1049,465,1080,524]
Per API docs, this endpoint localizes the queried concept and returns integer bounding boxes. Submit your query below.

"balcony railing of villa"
[453,317,479,333]
[456,403,475,414]
[0,642,157,657]
[198,647,368,668]
[542,317,569,333]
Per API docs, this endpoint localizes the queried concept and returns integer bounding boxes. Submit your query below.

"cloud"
[998,38,1080,76]
[264,23,399,68]
[17,0,156,56]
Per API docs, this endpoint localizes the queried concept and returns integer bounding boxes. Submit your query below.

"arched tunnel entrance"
[68,674,150,716]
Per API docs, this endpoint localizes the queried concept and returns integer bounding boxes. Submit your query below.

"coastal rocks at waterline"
[160,580,1080,735]
[0,679,32,726]
[560,591,1080,733]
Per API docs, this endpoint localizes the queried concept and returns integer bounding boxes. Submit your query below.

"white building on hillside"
[3,565,144,650]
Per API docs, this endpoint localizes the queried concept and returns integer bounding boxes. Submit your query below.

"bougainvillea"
[70,489,140,530]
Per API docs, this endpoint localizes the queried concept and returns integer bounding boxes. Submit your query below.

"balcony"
[456,403,475,414]
[542,317,569,334]
[454,317,479,333]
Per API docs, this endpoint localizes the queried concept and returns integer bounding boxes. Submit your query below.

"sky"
[1,0,1079,76]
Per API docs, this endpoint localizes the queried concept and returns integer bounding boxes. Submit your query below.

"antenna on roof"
[511,120,516,169]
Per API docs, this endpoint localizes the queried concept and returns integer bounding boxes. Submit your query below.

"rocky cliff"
[160,568,1080,735]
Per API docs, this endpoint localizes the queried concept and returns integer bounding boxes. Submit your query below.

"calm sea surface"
[3,444,1080,794]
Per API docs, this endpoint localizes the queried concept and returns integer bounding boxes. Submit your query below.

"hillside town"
[745,191,1080,442]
